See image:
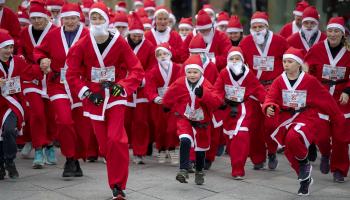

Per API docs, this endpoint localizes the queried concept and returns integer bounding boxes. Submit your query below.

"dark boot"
[5,161,19,179]
[112,185,126,200]
[0,163,5,180]
[62,158,77,177]
[74,160,83,177]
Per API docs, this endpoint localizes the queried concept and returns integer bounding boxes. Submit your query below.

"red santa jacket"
[33,24,89,109]
[287,30,326,52]
[0,7,21,42]
[66,31,144,121]
[144,27,186,63]
[214,65,266,139]
[305,40,350,118]
[239,31,289,84]
[262,71,346,147]
[279,21,300,39]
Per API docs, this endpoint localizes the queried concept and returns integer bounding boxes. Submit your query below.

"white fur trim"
[114,22,128,27]
[251,18,268,26]
[196,23,212,30]
[302,17,318,24]
[60,11,80,18]
[203,8,215,15]
[47,5,62,11]
[178,23,193,29]
[0,40,14,48]
[216,20,228,26]
[318,113,329,121]
[228,51,244,62]
[327,23,345,33]
[22,88,43,95]
[89,8,109,24]
[19,18,30,24]
[134,2,143,6]
[115,7,127,13]
[179,134,195,147]
[143,23,152,29]
[155,46,171,56]
[82,8,90,13]
[49,94,70,101]
[226,27,243,33]
[293,11,303,16]
[78,86,89,100]
[154,9,169,17]
[283,54,304,65]
[189,48,206,53]
[185,64,203,74]
[144,7,155,11]
[128,29,144,34]
[30,12,48,19]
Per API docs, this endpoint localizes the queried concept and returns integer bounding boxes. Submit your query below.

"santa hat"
[250,11,268,26]
[136,7,147,18]
[302,6,319,24]
[283,47,305,65]
[128,12,144,34]
[155,42,172,57]
[141,17,152,29]
[196,10,213,30]
[179,17,193,29]
[81,0,94,13]
[189,34,206,53]
[60,3,81,18]
[144,0,156,11]
[154,6,170,17]
[327,17,345,34]
[293,1,309,16]
[216,11,229,26]
[202,4,215,16]
[17,7,30,25]
[227,15,243,33]
[0,29,14,49]
[133,0,143,7]
[115,1,127,13]
[227,46,244,62]
[29,2,49,19]
[46,0,64,11]
[184,54,204,74]
[20,0,30,9]
[89,2,110,25]
[113,11,128,27]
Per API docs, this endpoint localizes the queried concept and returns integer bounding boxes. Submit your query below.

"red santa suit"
[0,6,21,43]
[66,4,144,190]
[305,20,350,177]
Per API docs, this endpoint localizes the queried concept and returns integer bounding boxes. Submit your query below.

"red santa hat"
[202,4,215,16]
[0,29,14,49]
[141,17,152,29]
[155,42,172,57]
[144,0,156,11]
[113,11,128,27]
[227,46,244,62]
[250,11,268,26]
[154,6,170,17]
[29,2,49,19]
[189,34,206,53]
[46,0,64,11]
[184,54,204,74]
[133,0,143,7]
[179,17,193,29]
[136,7,147,18]
[302,6,319,24]
[283,47,305,65]
[128,12,144,34]
[327,17,345,34]
[227,15,243,33]
[81,0,94,13]
[216,11,229,26]
[60,3,81,18]
[89,2,110,25]
[293,1,309,16]
[196,9,213,30]
[17,7,30,25]
[115,1,127,13]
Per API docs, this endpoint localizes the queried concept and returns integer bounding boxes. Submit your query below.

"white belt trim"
[49,94,70,101]
[71,102,82,109]
[23,88,43,95]
[223,127,249,139]
[344,113,350,118]
[106,100,127,109]
[249,95,259,101]
[211,115,223,128]
[83,111,104,121]
[318,113,330,121]
[134,98,149,104]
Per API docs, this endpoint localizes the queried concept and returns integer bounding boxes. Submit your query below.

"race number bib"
[157,86,168,97]
[224,85,246,102]
[282,90,307,108]
[1,76,21,96]
[253,55,274,71]
[91,66,115,83]
[184,104,204,121]
[322,65,346,81]
[60,68,67,83]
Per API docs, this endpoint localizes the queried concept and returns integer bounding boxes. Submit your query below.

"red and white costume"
[0,6,21,43]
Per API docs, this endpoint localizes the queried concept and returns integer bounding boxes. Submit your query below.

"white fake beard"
[158,57,171,70]
[250,28,267,45]
[302,26,318,42]
[228,61,243,75]
[202,28,214,43]
[180,33,187,41]
[90,23,109,37]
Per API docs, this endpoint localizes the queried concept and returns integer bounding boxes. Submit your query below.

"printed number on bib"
[184,104,204,121]
[224,85,245,102]
[1,76,21,96]
[322,65,346,81]
[91,66,115,83]
[282,90,307,109]
[253,55,274,71]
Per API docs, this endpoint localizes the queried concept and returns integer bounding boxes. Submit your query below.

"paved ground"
[0,149,350,200]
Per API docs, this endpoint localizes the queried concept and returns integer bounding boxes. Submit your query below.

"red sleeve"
[304,46,319,76]
[200,80,222,111]
[16,56,34,82]
[144,66,159,101]
[5,8,21,41]
[213,71,226,99]
[247,72,266,103]
[215,33,231,70]
[162,79,181,108]
[262,78,282,115]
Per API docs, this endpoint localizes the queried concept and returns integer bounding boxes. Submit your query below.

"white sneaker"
[157,151,167,163]
[133,156,145,164]
[167,150,179,165]
[20,142,32,159]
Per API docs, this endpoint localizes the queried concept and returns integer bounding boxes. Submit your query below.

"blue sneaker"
[44,146,57,165]
[33,149,45,169]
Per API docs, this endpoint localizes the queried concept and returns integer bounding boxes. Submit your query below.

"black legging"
[179,137,205,171]
[0,111,18,164]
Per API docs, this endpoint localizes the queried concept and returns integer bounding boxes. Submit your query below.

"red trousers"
[229,132,250,177]
[205,126,222,162]
[86,128,99,158]
[90,105,129,190]
[129,103,150,156]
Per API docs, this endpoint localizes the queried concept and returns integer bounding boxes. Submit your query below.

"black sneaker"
[74,160,83,177]
[333,171,345,183]
[307,144,317,162]
[253,162,265,170]
[195,170,205,185]
[276,147,285,154]
[298,162,312,181]
[112,185,126,200]
[0,163,5,180]
[297,177,313,196]
[87,156,98,163]
[62,158,77,177]
[216,145,225,157]
[176,169,189,183]
[320,155,330,174]
[5,162,19,179]
[268,154,278,170]
[146,143,153,156]
[204,159,212,170]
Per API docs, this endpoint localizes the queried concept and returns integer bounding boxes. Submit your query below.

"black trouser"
[0,111,18,164]
[179,137,205,171]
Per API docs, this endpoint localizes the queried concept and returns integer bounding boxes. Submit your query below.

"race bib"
[322,64,346,81]
[224,85,246,102]
[253,55,274,71]
[1,76,21,96]
[157,86,168,97]
[91,66,115,83]
[60,68,67,83]
[184,104,204,121]
[282,90,307,109]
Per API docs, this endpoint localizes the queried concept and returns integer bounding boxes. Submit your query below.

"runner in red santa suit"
[144,6,186,63]
[33,2,93,178]
[0,0,21,45]
[125,12,157,164]
[263,47,345,196]
[239,11,288,170]
[66,2,144,199]
[305,17,350,183]
[18,2,58,169]
[287,6,327,52]
[112,11,128,38]
[226,15,244,47]
[46,0,64,26]
[279,1,309,39]
[216,11,229,33]
[214,46,266,180]
[178,17,193,41]
[184,10,231,71]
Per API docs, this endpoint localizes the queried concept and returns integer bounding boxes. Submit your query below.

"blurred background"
[5,0,350,33]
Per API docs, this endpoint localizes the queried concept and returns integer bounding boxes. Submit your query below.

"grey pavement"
[0,148,350,200]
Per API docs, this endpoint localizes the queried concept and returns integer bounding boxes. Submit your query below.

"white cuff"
[120,88,127,98]
[78,86,90,100]
[154,96,162,104]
